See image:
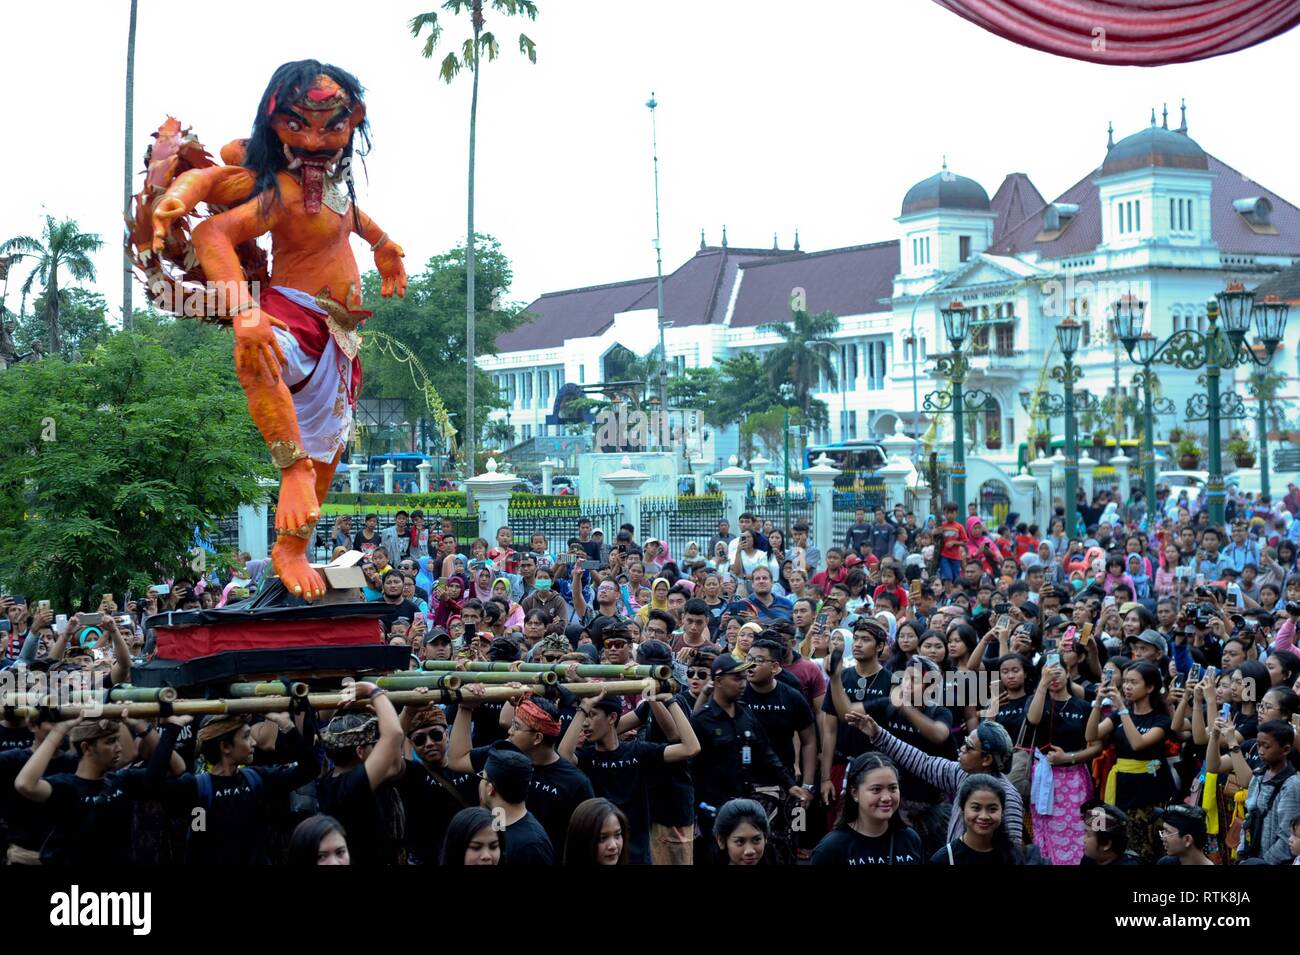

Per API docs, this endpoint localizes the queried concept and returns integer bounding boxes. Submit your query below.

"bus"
[802,440,887,492]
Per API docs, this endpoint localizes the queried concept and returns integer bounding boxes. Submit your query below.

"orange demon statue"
[130,60,406,600]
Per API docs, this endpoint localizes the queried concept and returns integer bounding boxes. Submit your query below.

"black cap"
[636,639,673,666]
[710,655,754,677]
[427,626,451,643]
[489,635,521,662]
[483,747,533,803]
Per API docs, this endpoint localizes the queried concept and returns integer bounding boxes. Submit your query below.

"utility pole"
[648,93,668,447]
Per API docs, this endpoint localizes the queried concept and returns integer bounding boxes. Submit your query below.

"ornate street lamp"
[925,301,996,517]
[1114,282,1289,525]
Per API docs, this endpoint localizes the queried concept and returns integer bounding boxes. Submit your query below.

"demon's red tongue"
[301,163,325,214]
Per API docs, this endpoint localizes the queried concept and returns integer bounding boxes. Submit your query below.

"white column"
[1110,453,1132,503]
[878,459,913,511]
[711,456,754,528]
[237,477,277,561]
[802,453,842,558]
[750,454,771,495]
[690,454,711,496]
[1011,470,1039,533]
[1078,452,1098,504]
[417,461,432,494]
[880,419,918,464]
[1029,454,1056,530]
[465,458,517,542]
[382,461,397,495]
[347,460,363,495]
[539,458,556,496]
[601,456,653,535]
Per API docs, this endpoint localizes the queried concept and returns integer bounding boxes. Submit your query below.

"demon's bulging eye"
[285,119,302,132]
[331,120,348,132]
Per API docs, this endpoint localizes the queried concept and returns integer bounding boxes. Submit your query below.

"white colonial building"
[482,105,1300,470]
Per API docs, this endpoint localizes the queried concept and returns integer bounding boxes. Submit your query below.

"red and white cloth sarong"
[259,286,362,465]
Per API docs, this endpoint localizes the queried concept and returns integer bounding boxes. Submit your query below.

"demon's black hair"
[243,59,370,229]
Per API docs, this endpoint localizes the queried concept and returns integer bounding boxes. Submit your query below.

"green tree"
[410,0,539,479]
[16,288,112,362]
[0,323,271,609]
[0,216,104,356]
[758,307,839,422]
[706,352,782,428]
[359,234,524,452]
[739,404,807,470]
[484,418,515,450]
[1248,368,1292,433]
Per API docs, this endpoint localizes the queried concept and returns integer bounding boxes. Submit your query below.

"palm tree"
[122,0,139,331]
[0,217,103,355]
[410,1,538,481]
[486,417,516,450]
[758,308,840,420]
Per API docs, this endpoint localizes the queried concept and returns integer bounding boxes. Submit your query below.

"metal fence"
[641,494,727,560]
[505,500,622,551]
[745,491,816,537]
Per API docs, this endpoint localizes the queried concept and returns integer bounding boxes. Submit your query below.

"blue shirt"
[725,593,794,623]
[1221,541,1261,573]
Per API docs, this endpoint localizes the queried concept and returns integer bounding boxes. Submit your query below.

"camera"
[992,602,1010,615]
[1285,600,1300,616]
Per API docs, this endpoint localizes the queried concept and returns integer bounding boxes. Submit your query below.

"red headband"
[516,697,561,736]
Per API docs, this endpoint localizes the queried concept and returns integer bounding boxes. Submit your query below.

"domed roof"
[1102,125,1207,176]
[900,170,991,216]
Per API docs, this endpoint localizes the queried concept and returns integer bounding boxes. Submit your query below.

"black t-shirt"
[0,748,77,851]
[41,769,157,865]
[0,724,35,753]
[1110,710,1174,810]
[503,810,555,865]
[471,701,509,748]
[993,695,1030,743]
[632,696,695,827]
[822,664,893,762]
[317,765,400,866]
[1026,696,1091,752]
[929,838,1007,865]
[741,681,815,772]
[381,598,423,623]
[575,740,667,865]
[470,743,593,851]
[395,759,478,864]
[861,698,956,805]
[809,825,924,865]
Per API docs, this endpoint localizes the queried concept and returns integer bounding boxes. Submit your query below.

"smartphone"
[1103,595,1116,608]
[54,613,68,635]
[1195,574,1206,588]
[1174,672,1188,689]
[1203,666,1217,685]
[1062,625,1078,648]
[1079,622,1093,644]
[1045,652,1061,668]
[1042,637,1058,653]
[910,579,922,598]
[582,560,601,571]
[997,614,1011,630]
[79,612,103,626]
[1175,566,1190,579]
[1220,702,1232,721]
[815,611,829,629]
[0,620,9,634]
[38,600,51,612]
[102,593,115,606]
[1188,663,1204,682]
[1290,714,1300,732]
[150,584,170,596]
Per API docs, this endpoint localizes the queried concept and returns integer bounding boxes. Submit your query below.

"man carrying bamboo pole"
[149,701,319,865]
[0,713,78,864]
[478,747,554,865]
[395,706,478,865]
[14,715,188,865]
[448,689,593,851]
[559,687,700,865]
[317,685,405,866]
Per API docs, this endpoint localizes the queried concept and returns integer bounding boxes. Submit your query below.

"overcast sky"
[4,1,1300,320]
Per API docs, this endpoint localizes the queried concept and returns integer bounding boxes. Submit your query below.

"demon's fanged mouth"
[284,144,344,214]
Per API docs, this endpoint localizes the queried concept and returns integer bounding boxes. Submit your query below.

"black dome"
[901,172,991,216]
[1102,126,1207,176]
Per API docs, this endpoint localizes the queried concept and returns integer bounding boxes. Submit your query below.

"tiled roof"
[989,153,1300,259]
[990,173,1045,246]
[495,275,658,352]
[495,247,793,352]
[1250,261,1300,301]
[728,242,899,328]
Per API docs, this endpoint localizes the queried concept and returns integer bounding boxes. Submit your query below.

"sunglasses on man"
[409,728,446,746]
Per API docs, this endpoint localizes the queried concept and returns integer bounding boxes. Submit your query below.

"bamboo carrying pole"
[3,679,666,721]
[2,686,177,706]
[380,670,554,688]
[228,682,315,699]
[420,661,671,680]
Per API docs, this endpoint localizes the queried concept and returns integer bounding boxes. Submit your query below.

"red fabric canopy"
[934,0,1300,65]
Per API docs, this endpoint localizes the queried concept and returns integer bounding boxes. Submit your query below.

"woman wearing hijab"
[471,564,496,602]
[965,517,1005,576]
[875,611,898,645]
[490,577,525,631]
[431,575,466,630]
[636,577,672,625]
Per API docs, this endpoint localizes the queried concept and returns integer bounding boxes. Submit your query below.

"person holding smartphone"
[1025,660,1100,864]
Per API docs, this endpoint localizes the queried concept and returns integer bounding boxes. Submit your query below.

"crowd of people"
[3,477,1300,867]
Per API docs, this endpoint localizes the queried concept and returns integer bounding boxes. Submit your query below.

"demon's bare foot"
[275,460,319,534]
[272,537,326,601]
